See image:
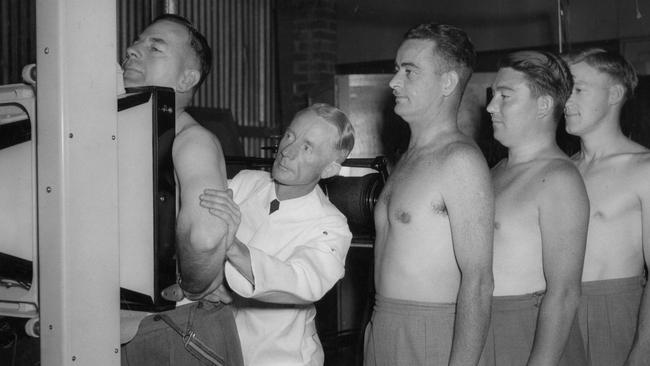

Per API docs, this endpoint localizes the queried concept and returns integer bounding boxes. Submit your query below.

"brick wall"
[277,0,338,126]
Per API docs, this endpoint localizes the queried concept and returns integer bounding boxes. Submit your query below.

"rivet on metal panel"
[44,47,50,54]
[69,133,73,138]
[112,135,116,140]
[46,187,52,193]
[72,356,76,361]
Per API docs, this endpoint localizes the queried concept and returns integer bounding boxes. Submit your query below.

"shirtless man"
[364,23,494,366]
[483,50,589,366]
[120,14,243,366]
[564,48,650,366]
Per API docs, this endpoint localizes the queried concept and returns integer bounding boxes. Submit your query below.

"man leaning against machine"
[364,22,495,366]
[481,50,589,366]
[564,48,650,366]
[119,14,244,366]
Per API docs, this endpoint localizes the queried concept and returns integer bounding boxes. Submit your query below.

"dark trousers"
[121,302,244,366]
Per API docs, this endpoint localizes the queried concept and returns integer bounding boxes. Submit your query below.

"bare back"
[492,154,589,296]
[574,143,650,281]
[374,132,493,302]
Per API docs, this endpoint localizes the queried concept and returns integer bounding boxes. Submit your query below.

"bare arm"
[528,163,589,366]
[624,161,650,365]
[444,145,495,366]
[199,188,253,284]
[173,125,229,299]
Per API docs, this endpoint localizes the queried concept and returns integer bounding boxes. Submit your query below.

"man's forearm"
[449,275,493,366]
[624,285,650,365]
[527,289,580,366]
[226,238,254,285]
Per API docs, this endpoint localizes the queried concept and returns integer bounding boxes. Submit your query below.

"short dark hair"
[301,103,355,163]
[403,22,476,90]
[498,50,573,121]
[152,14,212,92]
[563,48,638,101]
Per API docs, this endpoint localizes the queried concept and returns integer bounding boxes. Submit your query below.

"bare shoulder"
[435,137,492,203]
[172,114,226,185]
[438,137,490,178]
[537,158,586,197]
[627,150,650,194]
[630,148,650,170]
[437,135,487,166]
[173,116,223,159]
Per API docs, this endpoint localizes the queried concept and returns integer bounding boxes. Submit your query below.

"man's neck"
[506,136,557,166]
[578,118,627,161]
[406,110,460,149]
[274,182,316,201]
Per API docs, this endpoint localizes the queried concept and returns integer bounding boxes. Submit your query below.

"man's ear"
[177,69,201,93]
[608,84,625,105]
[536,95,554,119]
[441,71,460,96]
[320,161,342,179]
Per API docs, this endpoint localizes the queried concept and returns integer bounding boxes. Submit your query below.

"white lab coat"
[225,170,352,366]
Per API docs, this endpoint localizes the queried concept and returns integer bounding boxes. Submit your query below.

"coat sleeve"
[225,215,351,304]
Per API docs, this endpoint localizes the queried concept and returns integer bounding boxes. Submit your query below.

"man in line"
[120,14,243,366]
[364,23,494,366]
[199,103,355,366]
[564,48,650,366]
[482,50,589,365]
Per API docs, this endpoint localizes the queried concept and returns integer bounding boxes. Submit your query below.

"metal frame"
[36,0,120,364]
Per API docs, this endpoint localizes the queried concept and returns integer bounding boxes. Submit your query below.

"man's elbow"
[183,220,228,252]
[462,269,494,299]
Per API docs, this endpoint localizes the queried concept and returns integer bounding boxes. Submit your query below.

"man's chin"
[123,72,144,88]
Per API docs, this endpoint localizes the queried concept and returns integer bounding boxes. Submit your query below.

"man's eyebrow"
[149,37,168,46]
[492,85,515,92]
[395,61,419,69]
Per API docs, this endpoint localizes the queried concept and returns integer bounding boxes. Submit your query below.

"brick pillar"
[277,0,337,126]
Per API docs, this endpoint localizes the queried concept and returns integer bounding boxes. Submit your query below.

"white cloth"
[225,170,352,366]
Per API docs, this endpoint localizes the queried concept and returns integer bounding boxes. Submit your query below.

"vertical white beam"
[36,0,120,365]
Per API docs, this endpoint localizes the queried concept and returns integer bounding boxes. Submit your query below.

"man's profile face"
[487,67,540,147]
[123,20,192,90]
[564,61,612,137]
[389,39,444,121]
[272,110,339,198]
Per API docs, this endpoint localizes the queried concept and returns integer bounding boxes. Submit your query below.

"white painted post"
[36,0,120,364]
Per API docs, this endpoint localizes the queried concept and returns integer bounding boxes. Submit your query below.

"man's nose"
[125,44,139,60]
[486,97,498,114]
[280,142,297,159]
[389,73,401,90]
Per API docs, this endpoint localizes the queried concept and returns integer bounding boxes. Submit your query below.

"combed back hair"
[404,22,476,90]
[563,48,638,101]
[302,103,355,162]
[499,50,573,121]
[153,14,212,92]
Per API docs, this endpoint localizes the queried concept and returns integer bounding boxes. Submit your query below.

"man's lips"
[123,67,143,75]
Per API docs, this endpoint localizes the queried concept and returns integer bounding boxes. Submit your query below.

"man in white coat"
[200,103,355,366]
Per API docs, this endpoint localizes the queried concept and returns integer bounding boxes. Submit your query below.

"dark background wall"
[335,0,650,68]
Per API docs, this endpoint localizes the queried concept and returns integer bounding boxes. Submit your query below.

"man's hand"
[200,188,241,249]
